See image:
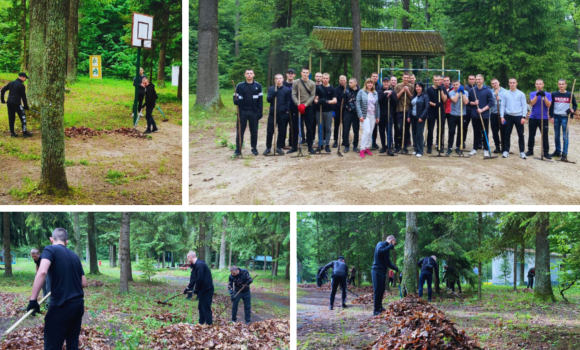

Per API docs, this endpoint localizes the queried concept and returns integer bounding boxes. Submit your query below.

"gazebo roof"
[311,26,445,57]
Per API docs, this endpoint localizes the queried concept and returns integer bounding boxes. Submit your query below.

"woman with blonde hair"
[356,78,380,158]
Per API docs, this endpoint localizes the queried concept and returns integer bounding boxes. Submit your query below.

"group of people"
[25,229,254,349]
[233,69,577,161]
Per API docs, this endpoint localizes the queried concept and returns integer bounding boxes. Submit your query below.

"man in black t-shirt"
[30,248,51,305]
[314,73,337,152]
[426,75,449,154]
[27,228,87,350]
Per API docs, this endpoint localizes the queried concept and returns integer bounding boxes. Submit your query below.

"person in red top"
[443,76,452,116]
[388,269,395,286]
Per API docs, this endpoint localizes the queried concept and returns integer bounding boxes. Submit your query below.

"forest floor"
[296,283,580,350]
[0,262,290,349]
[190,90,580,205]
[0,74,182,205]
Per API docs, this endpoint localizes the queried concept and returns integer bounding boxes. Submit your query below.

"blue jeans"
[418,272,433,300]
[554,115,569,154]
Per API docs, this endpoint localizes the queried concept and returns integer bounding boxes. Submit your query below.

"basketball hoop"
[132,13,154,49]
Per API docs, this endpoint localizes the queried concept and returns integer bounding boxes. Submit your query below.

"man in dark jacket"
[318,256,349,310]
[233,69,264,156]
[317,265,328,285]
[469,74,495,157]
[133,67,147,116]
[142,78,158,134]
[333,75,348,148]
[426,75,449,154]
[185,262,196,300]
[372,235,398,315]
[418,255,438,302]
[184,251,214,325]
[378,77,397,156]
[264,74,291,155]
[228,266,254,324]
[342,78,360,153]
[27,228,87,349]
[371,72,383,150]
[1,72,32,137]
[527,267,535,289]
[283,69,298,151]
[348,266,357,286]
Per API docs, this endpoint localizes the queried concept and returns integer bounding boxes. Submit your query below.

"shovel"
[5,292,51,335]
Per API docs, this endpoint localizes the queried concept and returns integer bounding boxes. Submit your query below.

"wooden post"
[319,57,322,73]
[377,54,380,73]
[309,52,312,73]
[442,56,445,76]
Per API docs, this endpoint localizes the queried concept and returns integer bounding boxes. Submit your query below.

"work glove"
[319,98,327,105]
[332,111,336,118]
[298,104,306,114]
[537,90,545,97]
[183,288,190,295]
[566,108,573,115]
[27,300,40,316]
[231,293,236,302]
[457,85,464,94]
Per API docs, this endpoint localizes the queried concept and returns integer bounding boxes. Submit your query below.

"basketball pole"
[133,42,143,128]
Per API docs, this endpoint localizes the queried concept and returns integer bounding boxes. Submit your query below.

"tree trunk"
[195,0,223,108]
[39,0,70,194]
[162,250,166,268]
[519,241,525,286]
[177,65,182,99]
[73,212,81,259]
[535,212,555,301]
[156,8,169,87]
[270,0,290,80]
[119,212,131,293]
[513,243,518,290]
[198,213,206,261]
[402,0,410,69]
[86,236,90,264]
[87,212,99,274]
[264,254,267,271]
[478,213,482,301]
[285,246,290,279]
[220,215,227,269]
[3,213,12,277]
[66,0,79,83]
[402,212,418,296]
[204,215,212,263]
[20,0,27,72]
[350,0,362,83]
[273,241,280,276]
[229,243,233,269]
[28,0,47,108]
[109,239,114,268]
[235,0,240,57]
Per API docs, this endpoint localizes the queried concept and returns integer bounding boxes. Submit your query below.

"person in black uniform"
[418,255,439,302]
[233,69,263,156]
[378,77,397,156]
[141,78,158,134]
[27,228,87,350]
[372,235,398,315]
[283,69,298,152]
[527,267,535,289]
[426,75,448,154]
[318,256,349,310]
[30,248,51,305]
[133,67,147,116]
[184,251,214,325]
[264,74,291,155]
[1,72,32,137]
[228,265,254,324]
[348,266,357,287]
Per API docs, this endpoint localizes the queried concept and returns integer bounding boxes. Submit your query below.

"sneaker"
[525,150,533,157]
[342,304,348,308]
[152,127,159,132]
[551,150,562,158]
[402,147,408,154]
[387,149,395,156]
[287,148,297,154]
[359,150,366,158]
[365,149,373,156]
[379,146,387,154]
[372,144,379,150]
[412,151,416,155]
[353,146,359,153]
[520,152,527,159]
[233,149,241,157]
[276,147,284,154]
[502,151,509,158]
[308,147,316,154]
[344,147,350,153]
[544,152,552,160]
[484,150,490,157]
[469,149,477,156]
[263,148,271,156]
[251,148,258,156]
[446,148,452,156]
[143,129,152,134]
[416,153,422,158]
[329,306,334,310]
[23,131,33,137]
[493,148,501,154]
[325,145,331,153]
[332,141,338,148]
[561,153,568,161]
[426,147,432,154]
[10,133,18,137]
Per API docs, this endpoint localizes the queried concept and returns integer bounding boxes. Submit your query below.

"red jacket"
[445,86,453,114]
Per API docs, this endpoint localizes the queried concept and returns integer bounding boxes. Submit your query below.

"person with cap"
[1,72,32,137]
[317,256,349,310]
[233,69,264,156]
[184,251,214,325]
[372,235,398,315]
[133,67,147,116]
[27,228,87,349]
[417,255,438,302]
[30,248,51,305]
[142,78,158,134]
[228,265,254,324]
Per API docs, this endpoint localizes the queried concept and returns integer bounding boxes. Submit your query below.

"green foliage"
[228,47,266,85]
[8,177,40,200]
[499,255,512,285]
[105,170,128,185]
[137,257,158,282]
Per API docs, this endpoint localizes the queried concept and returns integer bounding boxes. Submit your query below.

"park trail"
[297,286,580,350]
[191,115,580,205]
[0,122,181,205]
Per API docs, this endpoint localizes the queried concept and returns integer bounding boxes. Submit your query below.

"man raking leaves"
[183,251,214,325]
[227,266,255,324]
[317,256,350,310]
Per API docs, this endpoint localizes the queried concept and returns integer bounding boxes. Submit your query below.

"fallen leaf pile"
[0,324,112,350]
[297,283,331,290]
[87,280,104,287]
[0,293,26,317]
[351,291,396,305]
[65,126,147,139]
[147,318,290,349]
[366,294,481,350]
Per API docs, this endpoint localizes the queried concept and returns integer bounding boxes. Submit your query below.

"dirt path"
[0,122,181,205]
[191,117,580,205]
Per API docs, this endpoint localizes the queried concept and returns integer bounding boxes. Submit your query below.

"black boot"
[525,150,533,157]
[328,306,334,310]
[152,126,159,132]
[446,148,452,156]
[233,149,241,157]
[11,132,18,137]
[379,146,387,154]
[372,143,379,150]
[263,148,271,156]
[551,150,562,157]
[332,141,338,148]
[561,153,568,161]
[344,147,350,153]
[325,145,331,153]
[387,149,395,156]
[23,131,33,137]
[544,152,552,159]
[251,148,258,156]
[144,129,152,134]
[493,148,501,154]
[308,147,316,154]
[353,146,359,153]
[287,148,297,154]
[276,147,284,154]
[342,303,348,308]
[426,147,432,154]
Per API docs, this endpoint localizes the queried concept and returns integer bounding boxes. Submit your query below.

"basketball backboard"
[131,13,154,49]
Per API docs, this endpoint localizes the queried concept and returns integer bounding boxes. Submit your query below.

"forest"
[297,212,580,349]
[0,212,290,349]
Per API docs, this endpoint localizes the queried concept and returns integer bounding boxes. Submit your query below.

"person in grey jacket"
[410,82,429,157]
[500,78,528,159]
[356,78,380,158]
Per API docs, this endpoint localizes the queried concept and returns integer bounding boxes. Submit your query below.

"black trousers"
[138,93,145,112]
[290,108,300,148]
[447,115,460,149]
[503,115,525,153]
[198,287,214,325]
[236,109,259,150]
[473,117,490,150]
[490,113,504,150]
[372,123,379,147]
[303,106,315,147]
[266,110,288,149]
[145,105,157,131]
[396,111,411,149]
[527,277,534,289]
[334,110,342,142]
[232,289,251,323]
[377,114,388,148]
[330,275,347,307]
[371,269,386,312]
[389,277,395,287]
[457,115,471,148]
[342,110,359,148]
[7,103,27,134]
[348,276,356,287]
[44,300,84,350]
[427,112,445,149]
[528,118,550,154]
